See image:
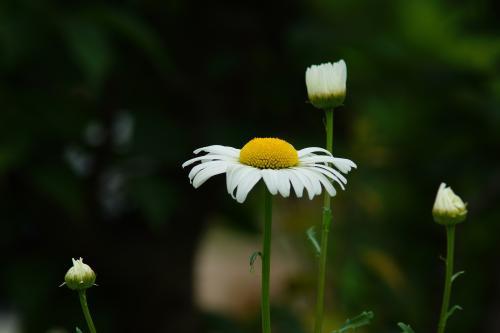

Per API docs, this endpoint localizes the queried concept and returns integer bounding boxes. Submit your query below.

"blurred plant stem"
[314,109,334,333]
[437,225,456,333]
[78,290,97,333]
[262,189,273,333]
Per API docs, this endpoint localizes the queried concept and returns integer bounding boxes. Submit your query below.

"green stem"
[262,189,273,333]
[78,290,97,333]
[314,109,334,333]
[437,226,456,333]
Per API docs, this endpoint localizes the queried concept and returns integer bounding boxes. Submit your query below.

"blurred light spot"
[64,146,93,176]
[112,111,134,149]
[84,122,106,147]
[193,224,302,319]
[0,311,20,333]
[362,249,407,292]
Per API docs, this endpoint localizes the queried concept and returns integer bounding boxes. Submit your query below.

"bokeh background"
[1,0,499,332]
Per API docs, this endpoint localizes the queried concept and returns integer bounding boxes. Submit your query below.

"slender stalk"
[437,226,456,333]
[262,189,273,333]
[314,109,334,333]
[78,290,97,333]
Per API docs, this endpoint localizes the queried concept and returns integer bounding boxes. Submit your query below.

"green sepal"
[306,226,321,256]
[446,305,463,320]
[451,270,465,283]
[397,322,415,333]
[331,311,374,333]
[310,93,345,110]
[76,327,83,333]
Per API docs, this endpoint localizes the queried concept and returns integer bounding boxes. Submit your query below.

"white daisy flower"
[305,60,347,110]
[182,137,356,203]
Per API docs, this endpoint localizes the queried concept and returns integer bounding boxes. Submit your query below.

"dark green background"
[1,0,499,332]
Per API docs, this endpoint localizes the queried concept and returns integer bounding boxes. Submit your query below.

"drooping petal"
[276,172,291,198]
[285,170,304,198]
[235,169,262,203]
[332,158,357,173]
[182,154,237,168]
[261,169,279,195]
[296,168,323,196]
[192,162,231,188]
[228,165,257,196]
[302,168,337,197]
[305,166,346,190]
[310,164,347,184]
[290,169,315,200]
[189,160,227,180]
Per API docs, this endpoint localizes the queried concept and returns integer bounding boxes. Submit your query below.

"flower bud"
[432,183,467,226]
[64,258,96,291]
[305,60,347,110]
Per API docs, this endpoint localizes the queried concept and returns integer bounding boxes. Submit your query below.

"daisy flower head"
[306,60,347,110]
[432,182,467,226]
[182,137,356,203]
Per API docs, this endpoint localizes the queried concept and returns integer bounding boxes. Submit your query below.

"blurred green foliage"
[1,0,499,332]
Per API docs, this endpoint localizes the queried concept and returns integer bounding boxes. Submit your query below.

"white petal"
[227,165,255,196]
[285,170,304,198]
[290,168,316,200]
[305,165,346,190]
[276,172,291,198]
[299,168,337,197]
[297,147,333,158]
[299,169,322,195]
[235,169,262,203]
[192,162,229,188]
[182,154,237,168]
[299,155,336,165]
[332,158,357,173]
[189,160,226,180]
[311,164,347,184]
[261,169,278,195]
[193,145,240,157]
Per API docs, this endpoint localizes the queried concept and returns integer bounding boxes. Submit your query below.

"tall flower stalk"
[433,183,468,333]
[63,258,98,333]
[261,189,273,333]
[306,60,347,333]
[314,109,334,333]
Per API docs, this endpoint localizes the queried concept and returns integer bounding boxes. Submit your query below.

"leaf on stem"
[249,251,261,272]
[331,311,374,333]
[446,304,463,320]
[306,226,321,256]
[398,322,415,333]
[76,327,83,333]
[451,270,465,283]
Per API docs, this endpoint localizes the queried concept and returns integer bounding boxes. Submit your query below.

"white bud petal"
[432,183,467,225]
[305,60,347,110]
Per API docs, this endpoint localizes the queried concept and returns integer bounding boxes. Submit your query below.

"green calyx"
[309,93,345,110]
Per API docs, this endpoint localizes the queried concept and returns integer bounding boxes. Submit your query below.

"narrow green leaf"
[451,270,465,283]
[249,251,261,272]
[76,327,83,333]
[306,226,321,256]
[332,311,374,333]
[446,305,463,320]
[398,322,415,333]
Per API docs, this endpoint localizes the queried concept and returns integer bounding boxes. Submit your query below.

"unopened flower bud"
[432,183,467,226]
[305,60,347,110]
[64,258,96,291]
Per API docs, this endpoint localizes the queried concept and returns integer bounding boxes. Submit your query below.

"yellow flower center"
[239,138,299,169]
